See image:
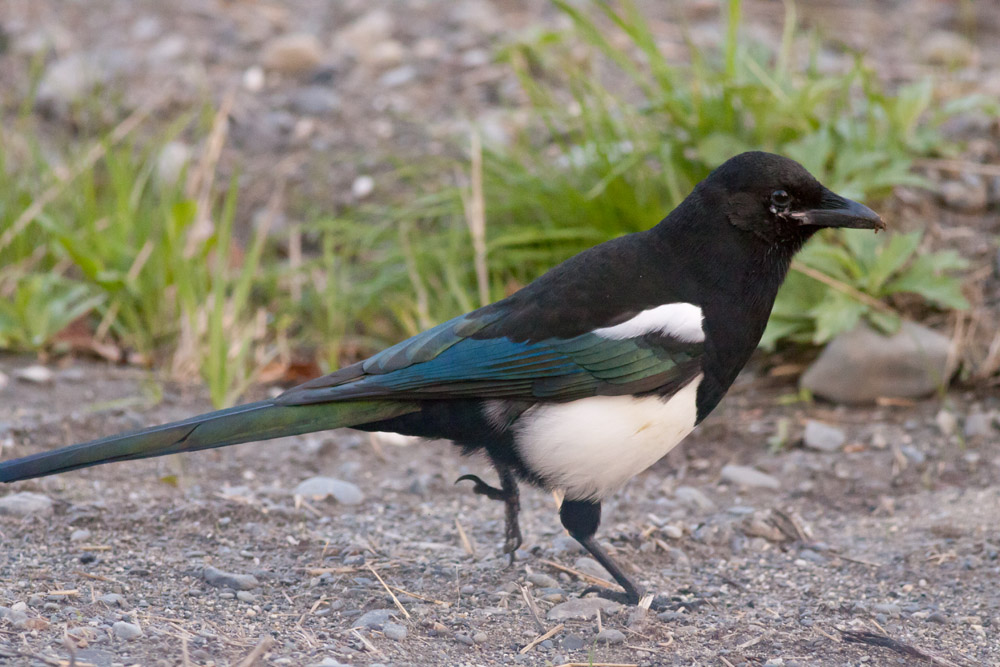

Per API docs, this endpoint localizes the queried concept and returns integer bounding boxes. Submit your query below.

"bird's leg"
[561,499,679,610]
[456,466,522,563]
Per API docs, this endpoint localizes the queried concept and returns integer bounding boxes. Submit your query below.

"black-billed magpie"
[0,152,883,607]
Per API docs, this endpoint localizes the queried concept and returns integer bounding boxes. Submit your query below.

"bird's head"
[701,152,885,248]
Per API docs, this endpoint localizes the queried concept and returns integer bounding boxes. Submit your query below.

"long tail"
[0,399,420,483]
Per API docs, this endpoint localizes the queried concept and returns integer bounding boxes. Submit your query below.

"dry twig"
[520,623,564,654]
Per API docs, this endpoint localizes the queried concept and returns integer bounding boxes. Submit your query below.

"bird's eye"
[770,190,791,210]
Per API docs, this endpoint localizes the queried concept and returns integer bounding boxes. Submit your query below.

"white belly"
[514,375,702,500]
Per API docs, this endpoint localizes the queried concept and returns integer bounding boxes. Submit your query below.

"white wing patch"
[515,374,702,500]
[593,303,704,342]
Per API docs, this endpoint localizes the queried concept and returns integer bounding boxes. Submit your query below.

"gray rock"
[383,621,407,640]
[802,420,846,452]
[674,485,716,511]
[352,175,375,199]
[308,659,351,667]
[936,410,958,436]
[74,650,115,667]
[202,566,259,591]
[595,628,626,644]
[352,608,396,629]
[155,141,192,187]
[0,492,54,517]
[236,590,256,603]
[70,528,92,542]
[572,557,609,581]
[455,633,474,646]
[293,476,363,505]
[940,177,988,213]
[923,31,976,67]
[527,572,559,589]
[37,55,106,110]
[873,602,901,617]
[551,535,584,554]
[964,412,994,439]
[335,9,395,64]
[4,608,29,628]
[547,597,622,621]
[99,593,125,606]
[290,87,340,115]
[800,321,953,404]
[378,66,416,88]
[720,464,780,490]
[262,33,324,74]
[472,631,488,643]
[562,634,586,650]
[14,365,54,384]
[113,621,143,640]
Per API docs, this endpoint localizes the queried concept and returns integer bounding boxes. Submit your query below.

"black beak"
[796,191,885,231]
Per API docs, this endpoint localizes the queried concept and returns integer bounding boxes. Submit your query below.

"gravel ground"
[3,1,1000,666]
[2,356,999,666]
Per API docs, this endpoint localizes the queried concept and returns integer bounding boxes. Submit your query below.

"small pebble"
[70,529,92,542]
[202,566,259,591]
[674,485,716,510]
[353,608,395,630]
[595,628,625,644]
[562,634,585,650]
[873,603,901,617]
[0,492,53,517]
[293,476,364,505]
[720,464,780,489]
[352,175,375,199]
[236,591,256,603]
[14,365,54,384]
[527,573,559,588]
[802,420,846,452]
[472,631,488,644]
[113,621,143,640]
[455,633,474,646]
[926,611,949,624]
[383,621,407,641]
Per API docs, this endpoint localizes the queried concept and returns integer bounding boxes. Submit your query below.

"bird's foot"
[456,472,522,565]
[455,474,506,500]
[502,508,523,564]
[581,586,694,612]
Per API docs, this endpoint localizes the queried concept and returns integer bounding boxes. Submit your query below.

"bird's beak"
[796,191,885,231]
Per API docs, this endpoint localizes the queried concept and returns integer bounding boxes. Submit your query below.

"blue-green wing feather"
[277,309,702,405]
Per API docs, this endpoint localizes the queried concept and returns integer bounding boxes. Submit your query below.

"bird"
[0,151,883,608]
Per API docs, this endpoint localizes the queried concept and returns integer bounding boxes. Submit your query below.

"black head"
[698,152,884,248]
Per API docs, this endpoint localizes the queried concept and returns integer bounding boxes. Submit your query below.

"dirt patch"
[2,355,999,666]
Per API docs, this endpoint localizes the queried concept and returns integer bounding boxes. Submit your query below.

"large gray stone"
[293,476,363,505]
[0,492,53,517]
[547,597,622,621]
[800,320,953,404]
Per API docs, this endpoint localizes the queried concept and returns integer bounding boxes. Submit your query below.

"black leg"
[560,499,643,605]
[561,499,692,611]
[456,466,522,563]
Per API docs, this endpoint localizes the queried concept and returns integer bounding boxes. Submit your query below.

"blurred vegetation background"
[0,0,995,407]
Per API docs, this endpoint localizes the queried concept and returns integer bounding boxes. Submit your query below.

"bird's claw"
[456,472,523,564]
[455,474,507,500]
[502,523,523,566]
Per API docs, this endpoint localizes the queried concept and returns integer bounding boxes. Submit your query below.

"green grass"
[307,0,979,356]
[0,0,987,401]
[0,107,275,407]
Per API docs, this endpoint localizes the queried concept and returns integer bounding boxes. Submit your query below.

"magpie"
[0,152,883,607]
